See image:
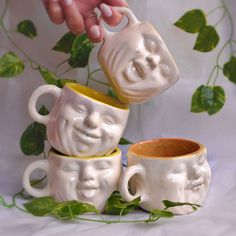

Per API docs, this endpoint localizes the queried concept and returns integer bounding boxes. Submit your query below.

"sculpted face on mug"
[48,94,128,157]
[50,157,120,211]
[159,154,211,205]
[99,22,179,103]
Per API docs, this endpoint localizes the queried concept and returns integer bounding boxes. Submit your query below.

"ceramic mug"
[98,7,179,104]
[119,138,211,214]
[23,148,122,212]
[28,83,129,157]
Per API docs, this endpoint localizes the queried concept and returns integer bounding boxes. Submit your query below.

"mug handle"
[99,7,140,39]
[22,160,50,197]
[28,85,61,125]
[119,164,146,202]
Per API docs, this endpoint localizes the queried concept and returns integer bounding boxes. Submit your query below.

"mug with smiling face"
[22,148,122,212]
[119,138,211,214]
[98,7,179,104]
[28,83,129,157]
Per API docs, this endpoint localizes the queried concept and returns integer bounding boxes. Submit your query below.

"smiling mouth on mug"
[78,186,98,199]
[73,129,101,143]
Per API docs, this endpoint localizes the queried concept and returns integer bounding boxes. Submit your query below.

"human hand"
[43,0,128,43]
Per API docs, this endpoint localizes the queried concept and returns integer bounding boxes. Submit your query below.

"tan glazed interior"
[131,138,201,158]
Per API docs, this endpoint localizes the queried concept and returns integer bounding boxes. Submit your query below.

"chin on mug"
[98,7,179,105]
[119,138,211,214]
[23,148,122,212]
[28,83,129,157]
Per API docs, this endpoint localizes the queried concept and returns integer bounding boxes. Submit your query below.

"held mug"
[98,7,179,104]
[28,83,129,157]
[23,148,122,212]
[119,138,211,214]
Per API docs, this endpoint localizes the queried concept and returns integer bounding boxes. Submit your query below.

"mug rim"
[49,147,121,160]
[128,138,206,159]
[65,83,128,110]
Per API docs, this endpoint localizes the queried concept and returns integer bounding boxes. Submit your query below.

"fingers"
[84,12,104,43]
[100,3,123,26]
[60,0,85,35]
[47,0,64,24]
[104,0,128,7]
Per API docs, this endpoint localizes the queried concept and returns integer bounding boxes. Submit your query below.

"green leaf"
[17,20,37,39]
[163,200,201,211]
[20,105,48,156]
[223,56,236,84]
[194,25,220,52]
[174,9,207,33]
[38,105,49,116]
[51,201,98,220]
[191,85,206,113]
[39,67,59,86]
[69,33,94,68]
[0,52,25,78]
[107,88,118,99]
[105,192,141,215]
[204,86,225,115]
[145,210,173,223]
[119,137,133,145]
[20,122,46,156]
[191,85,225,115]
[24,197,58,216]
[39,67,77,88]
[52,32,77,53]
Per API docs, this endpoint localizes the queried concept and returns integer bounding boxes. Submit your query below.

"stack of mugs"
[23,7,211,214]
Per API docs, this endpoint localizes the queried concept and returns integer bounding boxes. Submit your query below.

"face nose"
[80,166,95,181]
[193,166,202,179]
[146,55,160,70]
[84,112,100,129]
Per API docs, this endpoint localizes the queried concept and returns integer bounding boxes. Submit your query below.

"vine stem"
[0,0,9,22]
[206,6,224,16]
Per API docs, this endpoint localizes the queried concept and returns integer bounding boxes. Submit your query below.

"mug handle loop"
[119,164,146,202]
[99,7,140,39]
[22,160,50,197]
[28,85,61,125]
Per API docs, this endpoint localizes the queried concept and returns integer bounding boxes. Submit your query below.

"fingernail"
[64,0,73,6]
[100,3,113,18]
[90,25,100,38]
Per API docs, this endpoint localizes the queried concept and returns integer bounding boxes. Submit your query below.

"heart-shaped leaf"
[69,33,94,68]
[0,52,25,78]
[174,9,207,33]
[17,20,37,39]
[223,56,236,84]
[52,32,77,53]
[191,85,206,113]
[194,26,220,52]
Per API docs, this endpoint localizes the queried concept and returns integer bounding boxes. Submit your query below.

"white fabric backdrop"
[0,0,236,235]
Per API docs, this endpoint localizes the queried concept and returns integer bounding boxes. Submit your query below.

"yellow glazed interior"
[66,83,128,110]
[130,138,204,159]
[51,147,121,160]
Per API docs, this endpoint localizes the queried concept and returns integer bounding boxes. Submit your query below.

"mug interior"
[131,138,202,158]
[66,83,128,110]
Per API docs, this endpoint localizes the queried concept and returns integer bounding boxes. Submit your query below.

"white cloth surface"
[0,0,236,235]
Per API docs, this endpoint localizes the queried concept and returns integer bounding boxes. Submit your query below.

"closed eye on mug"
[103,115,116,125]
[72,104,88,114]
[95,161,112,170]
[143,34,162,53]
[62,162,80,172]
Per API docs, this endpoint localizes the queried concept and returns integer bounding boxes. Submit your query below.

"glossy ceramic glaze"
[28,83,129,157]
[98,7,179,104]
[119,138,211,214]
[23,148,122,212]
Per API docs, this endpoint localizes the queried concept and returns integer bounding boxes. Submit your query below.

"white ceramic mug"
[98,7,179,104]
[23,148,122,212]
[28,83,129,157]
[119,138,211,214]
